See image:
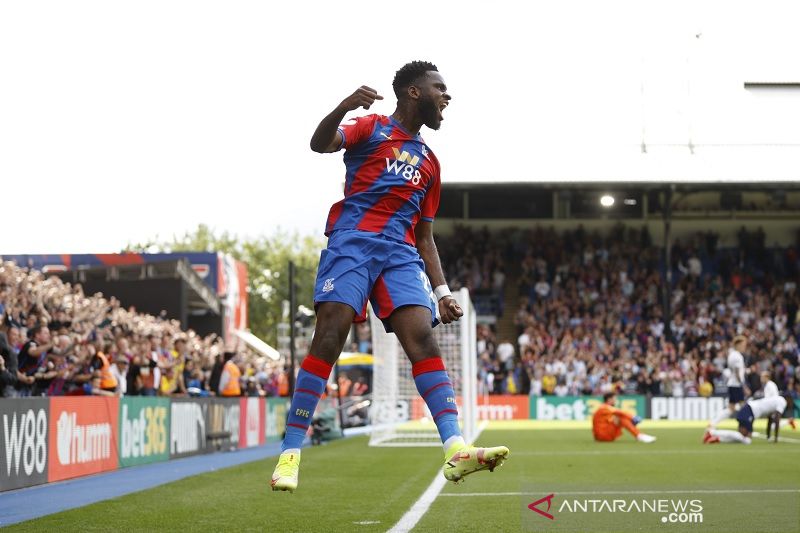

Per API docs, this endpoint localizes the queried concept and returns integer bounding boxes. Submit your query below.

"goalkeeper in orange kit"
[592,392,656,443]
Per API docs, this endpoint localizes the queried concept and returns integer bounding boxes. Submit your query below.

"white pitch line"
[440,489,800,497]
[512,447,800,456]
[752,432,800,444]
[387,424,487,533]
[386,470,448,533]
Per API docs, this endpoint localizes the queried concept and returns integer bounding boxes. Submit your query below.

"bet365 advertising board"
[529,395,647,421]
[119,397,170,467]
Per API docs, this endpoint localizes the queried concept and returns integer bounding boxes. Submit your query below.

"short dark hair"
[603,392,616,403]
[393,60,438,99]
[28,324,45,340]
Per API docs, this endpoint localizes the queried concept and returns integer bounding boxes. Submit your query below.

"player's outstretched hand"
[438,296,463,324]
[339,86,384,111]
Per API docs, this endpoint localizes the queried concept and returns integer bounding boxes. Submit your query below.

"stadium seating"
[434,225,800,397]
[0,261,281,398]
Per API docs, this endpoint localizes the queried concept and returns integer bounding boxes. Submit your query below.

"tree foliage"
[128,224,322,346]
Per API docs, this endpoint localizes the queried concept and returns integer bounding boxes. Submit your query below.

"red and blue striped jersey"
[325,114,441,246]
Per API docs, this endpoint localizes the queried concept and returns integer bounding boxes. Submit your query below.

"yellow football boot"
[442,444,509,483]
[271,452,300,492]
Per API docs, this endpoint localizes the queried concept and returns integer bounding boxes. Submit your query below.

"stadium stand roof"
[55,259,220,315]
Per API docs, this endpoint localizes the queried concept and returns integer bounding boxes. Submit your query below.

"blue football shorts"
[735,403,754,433]
[728,386,745,404]
[314,229,439,332]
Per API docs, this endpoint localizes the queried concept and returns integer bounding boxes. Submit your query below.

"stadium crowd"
[438,225,509,317]
[3,222,800,403]
[465,224,800,399]
[0,262,288,399]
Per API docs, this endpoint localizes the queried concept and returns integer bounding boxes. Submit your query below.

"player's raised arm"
[414,220,463,324]
[309,86,383,153]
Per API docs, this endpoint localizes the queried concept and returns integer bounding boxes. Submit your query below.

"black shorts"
[728,386,744,404]
[736,404,754,434]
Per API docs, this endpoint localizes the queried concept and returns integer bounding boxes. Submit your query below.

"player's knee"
[313,329,345,359]
[404,330,440,360]
[311,304,353,358]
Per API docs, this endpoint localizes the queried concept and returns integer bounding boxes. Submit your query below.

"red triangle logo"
[528,493,555,520]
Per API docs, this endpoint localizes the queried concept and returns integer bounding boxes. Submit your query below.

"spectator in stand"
[243,377,261,397]
[183,358,197,392]
[186,363,210,397]
[496,339,515,371]
[219,352,242,397]
[209,352,224,395]
[0,352,16,392]
[338,374,352,397]
[63,344,94,395]
[352,376,368,396]
[18,325,57,396]
[136,337,157,396]
[111,355,128,395]
[159,365,184,396]
[158,338,188,396]
[89,346,118,396]
[542,372,556,395]
[48,308,72,334]
[1,326,34,397]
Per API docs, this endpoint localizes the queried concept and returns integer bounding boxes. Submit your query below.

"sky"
[1,0,798,253]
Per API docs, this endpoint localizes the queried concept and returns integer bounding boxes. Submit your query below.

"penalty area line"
[387,423,487,533]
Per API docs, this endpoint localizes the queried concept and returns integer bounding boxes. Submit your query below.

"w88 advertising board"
[0,398,49,491]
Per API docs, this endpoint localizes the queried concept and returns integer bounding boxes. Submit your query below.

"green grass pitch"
[7,421,800,533]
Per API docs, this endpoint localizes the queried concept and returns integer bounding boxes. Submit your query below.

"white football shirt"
[726,348,745,387]
[748,395,787,419]
[763,380,779,398]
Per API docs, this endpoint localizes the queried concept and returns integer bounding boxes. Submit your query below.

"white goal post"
[368,287,478,447]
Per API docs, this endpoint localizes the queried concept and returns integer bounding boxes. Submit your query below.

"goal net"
[368,287,478,447]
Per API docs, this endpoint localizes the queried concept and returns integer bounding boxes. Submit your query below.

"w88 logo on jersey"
[385,148,422,185]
